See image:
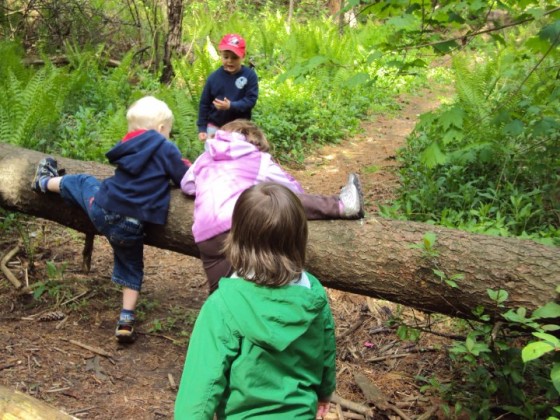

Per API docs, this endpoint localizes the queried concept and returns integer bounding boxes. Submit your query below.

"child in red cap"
[197,34,259,141]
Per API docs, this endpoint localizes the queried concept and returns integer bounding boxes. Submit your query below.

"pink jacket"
[181,130,304,243]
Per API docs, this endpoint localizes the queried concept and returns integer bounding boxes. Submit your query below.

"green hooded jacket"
[174,272,336,419]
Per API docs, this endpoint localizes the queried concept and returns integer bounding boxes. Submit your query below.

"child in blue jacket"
[31,96,190,344]
[197,34,258,141]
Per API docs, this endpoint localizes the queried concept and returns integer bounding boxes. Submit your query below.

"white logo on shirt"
[236,77,248,89]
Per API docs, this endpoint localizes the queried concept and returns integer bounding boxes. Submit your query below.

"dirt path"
[0,87,450,419]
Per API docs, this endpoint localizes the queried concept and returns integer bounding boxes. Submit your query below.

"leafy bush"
[388,22,560,242]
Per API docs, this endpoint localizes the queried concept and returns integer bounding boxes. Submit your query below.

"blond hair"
[221,119,270,152]
[126,96,174,132]
[223,182,307,287]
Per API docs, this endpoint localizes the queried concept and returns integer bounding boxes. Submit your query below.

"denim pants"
[59,174,145,291]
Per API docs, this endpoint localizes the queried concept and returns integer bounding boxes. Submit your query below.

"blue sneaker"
[31,157,59,193]
[115,318,137,344]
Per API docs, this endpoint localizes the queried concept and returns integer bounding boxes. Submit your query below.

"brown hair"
[221,119,270,152]
[223,182,308,286]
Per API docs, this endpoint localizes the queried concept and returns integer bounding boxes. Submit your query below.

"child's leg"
[94,212,144,344]
[299,173,365,220]
[196,232,231,294]
[122,287,140,311]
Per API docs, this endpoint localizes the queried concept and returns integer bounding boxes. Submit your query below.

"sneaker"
[339,173,365,219]
[115,319,137,344]
[31,157,59,193]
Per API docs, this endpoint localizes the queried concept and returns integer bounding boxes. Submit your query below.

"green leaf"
[423,232,437,248]
[440,107,464,130]
[421,141,447,168]
[522,341,554,362]
[432,40,459,54]
[487,289,509,304]
[539,20,560,47]
[533,302,560,319]
[532,332,560,347]
[552,362,560,394]
[503,119,524,136]
[442,129,463,145]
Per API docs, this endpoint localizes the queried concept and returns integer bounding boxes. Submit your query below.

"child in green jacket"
[174,182,336,419]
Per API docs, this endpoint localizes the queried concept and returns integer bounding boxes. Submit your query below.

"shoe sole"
[31,160,48,192]
[351,173,365,219]
[116,331,137,344]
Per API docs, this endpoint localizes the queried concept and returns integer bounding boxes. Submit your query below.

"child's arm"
[180,160,196,196]
[174,298,239,419]
[261,155,305,194]
[166,144,190,186]
[317,301,337,403]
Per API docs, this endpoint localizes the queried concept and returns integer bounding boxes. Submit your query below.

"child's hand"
[213,97,231,111]
[315,400,331,419]
[198,132,208,141]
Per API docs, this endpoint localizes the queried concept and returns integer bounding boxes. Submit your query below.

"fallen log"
[0,143,558,320]
[0,384,77,419]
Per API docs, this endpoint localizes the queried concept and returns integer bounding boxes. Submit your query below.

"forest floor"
[0,84,458,419]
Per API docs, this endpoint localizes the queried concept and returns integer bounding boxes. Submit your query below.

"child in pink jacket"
[181,119,364,292]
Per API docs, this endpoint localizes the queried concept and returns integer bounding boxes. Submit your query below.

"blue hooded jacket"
[94,130,188,225]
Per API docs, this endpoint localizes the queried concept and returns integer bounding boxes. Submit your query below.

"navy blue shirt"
[95,130,189,225]
[197,66,259,132]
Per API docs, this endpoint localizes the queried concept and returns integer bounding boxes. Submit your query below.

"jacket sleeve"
[174,296,240,420]
[180,159,197,196]
[230,68,258,113]
[261,155,305,194]
[166,143,190,186]
[317,300,337,400]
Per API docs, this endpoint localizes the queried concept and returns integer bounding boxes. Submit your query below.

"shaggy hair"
[221,119,270,152]
[224,182,308,286]
[126,96,174,133]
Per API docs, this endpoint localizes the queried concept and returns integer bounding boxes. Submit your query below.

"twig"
[61,290,89,306]
[354,372,411,420]
[367,347,438,363]
[61,338,113,358]
[137,330,177,342]
[81,233,94,273]
[168,373,177,390]
[67,406,95,415]
[417,405,439,420]
[336,403,346,419]
[337,315,368,340]
[331,393,373,417]
[341,412,365,420]
[1,246,22,289]
[0,363,17,371]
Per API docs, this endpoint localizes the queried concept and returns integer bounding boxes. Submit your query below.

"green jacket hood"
[216,273,327,352]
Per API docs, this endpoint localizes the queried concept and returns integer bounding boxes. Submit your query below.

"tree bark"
[0,143,558,321]
[0,384,77,419]
[160,0,184,84]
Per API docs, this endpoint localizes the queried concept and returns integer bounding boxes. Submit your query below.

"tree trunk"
[0,143,558,321]
[160,0,185,84]
[0,384,77,419]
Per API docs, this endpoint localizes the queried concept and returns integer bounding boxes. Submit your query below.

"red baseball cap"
[218,34,246,58]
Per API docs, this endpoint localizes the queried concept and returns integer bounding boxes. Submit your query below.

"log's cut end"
[0,385,78,419]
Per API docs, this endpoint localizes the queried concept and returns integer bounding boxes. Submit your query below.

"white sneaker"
[339,173,365,219]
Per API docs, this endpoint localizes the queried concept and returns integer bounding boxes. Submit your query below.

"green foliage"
[420,295,560,419]
[390,19,560,241]
[0,63,67,150]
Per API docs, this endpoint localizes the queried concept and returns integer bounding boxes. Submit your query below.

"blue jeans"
[59,174,145,291]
